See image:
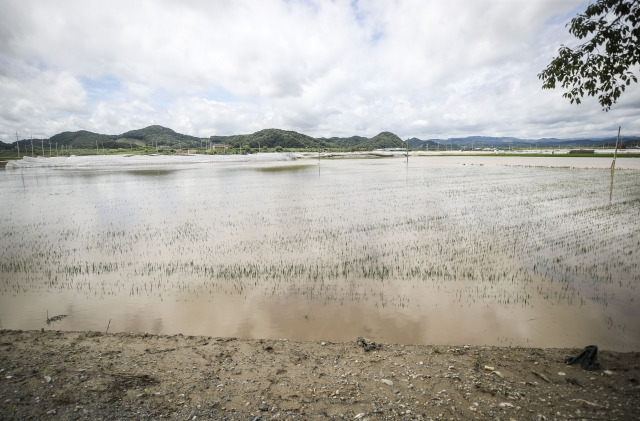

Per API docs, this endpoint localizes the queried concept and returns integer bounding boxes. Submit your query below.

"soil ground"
[0,330,638,420]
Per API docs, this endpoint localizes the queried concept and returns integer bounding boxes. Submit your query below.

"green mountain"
[7,126,407,152]
[46,125,204,149]
[5,126,640,152]
[211,128,328,149]
[319,135,371,149]
[210,129,403,151]
[211,128,404,150]
[49,130,116,149]
[315,132,406,150]
[365,132,405,149]
[119,125,202,147]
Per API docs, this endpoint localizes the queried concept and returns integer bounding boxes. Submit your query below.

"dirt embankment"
[0,330,638,420]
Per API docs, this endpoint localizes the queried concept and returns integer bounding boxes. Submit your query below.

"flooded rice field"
[1,155,638,350]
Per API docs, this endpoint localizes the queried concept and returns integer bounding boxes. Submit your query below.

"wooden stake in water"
[609,126,621,203]
[611,126,620,170]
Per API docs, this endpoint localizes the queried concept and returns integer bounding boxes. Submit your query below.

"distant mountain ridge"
[2,125,639,150]
[5,126,407,151]
[410,135,640,149]
[43,125,203,150]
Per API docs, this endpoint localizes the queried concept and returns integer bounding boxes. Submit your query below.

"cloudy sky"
[1,0,638,143]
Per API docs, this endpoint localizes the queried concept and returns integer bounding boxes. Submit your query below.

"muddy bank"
[0,330,638,420]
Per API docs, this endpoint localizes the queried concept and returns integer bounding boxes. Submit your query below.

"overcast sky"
[1,0,639,143]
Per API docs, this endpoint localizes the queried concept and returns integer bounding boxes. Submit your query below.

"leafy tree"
[538,0,639,110]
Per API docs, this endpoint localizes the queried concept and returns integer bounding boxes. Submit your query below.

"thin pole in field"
[609,126,621,203]
[31,136,34,157]
[16,132,20,157]
[611,126,620,170]
[406,138,409,164]
[41,139,44,156]
[96,139,99,155]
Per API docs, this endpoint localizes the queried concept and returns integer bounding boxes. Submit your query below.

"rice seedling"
[0,158,638,348]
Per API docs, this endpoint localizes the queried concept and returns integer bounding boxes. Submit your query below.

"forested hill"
[3,126,639,151]
[211,128,327,149]
[211,129,406,150]
[6,126,406,151]
[44,125,203,150]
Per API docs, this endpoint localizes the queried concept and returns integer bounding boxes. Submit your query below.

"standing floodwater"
[0,156,638,350]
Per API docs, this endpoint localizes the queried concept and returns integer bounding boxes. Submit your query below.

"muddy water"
[1,156,638,350]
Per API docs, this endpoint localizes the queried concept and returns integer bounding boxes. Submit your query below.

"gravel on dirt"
[1,330,638,420]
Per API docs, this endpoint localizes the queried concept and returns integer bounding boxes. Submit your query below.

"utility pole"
[16,132,20,157]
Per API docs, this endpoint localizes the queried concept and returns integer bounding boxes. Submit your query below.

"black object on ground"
[565,345,600,370]
[357,337,382,352]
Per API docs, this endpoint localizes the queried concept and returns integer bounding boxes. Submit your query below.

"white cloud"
[0,0,638,143]
[0,58,88,138]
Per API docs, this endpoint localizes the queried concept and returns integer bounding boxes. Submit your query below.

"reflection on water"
[126,169,179,177]
[0,157,638,351]
[256,163,316,172]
